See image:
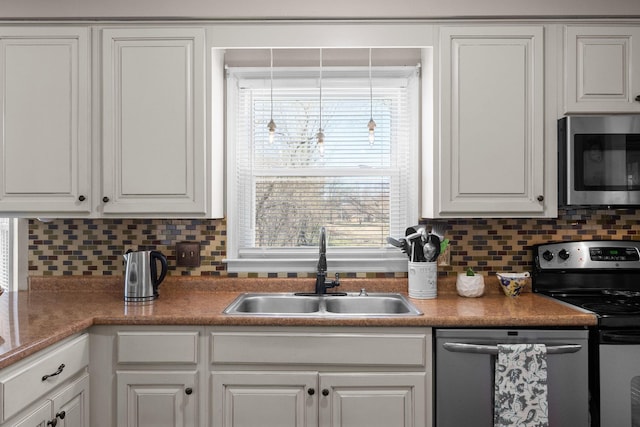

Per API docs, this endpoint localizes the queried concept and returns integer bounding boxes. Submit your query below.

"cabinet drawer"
[211,332,427,367]
[117,331,199,364]
[0,334,89,421]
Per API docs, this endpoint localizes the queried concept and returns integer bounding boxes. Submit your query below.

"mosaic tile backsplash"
[27,208,640,278]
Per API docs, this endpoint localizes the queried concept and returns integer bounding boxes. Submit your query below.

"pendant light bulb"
[268,48,276,144]
[317,129,325,156]
[368,48,376,146]
[268,119,276,144]
[368,118,376,145]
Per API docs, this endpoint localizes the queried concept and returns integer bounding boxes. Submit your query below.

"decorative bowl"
[496,272,530,297]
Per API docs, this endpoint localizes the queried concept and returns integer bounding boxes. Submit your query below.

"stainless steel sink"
[223,293,423,317]
[324,295,421,315]
[224,294,321,314]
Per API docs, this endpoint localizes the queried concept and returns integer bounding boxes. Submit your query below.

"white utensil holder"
[408,261,437,299]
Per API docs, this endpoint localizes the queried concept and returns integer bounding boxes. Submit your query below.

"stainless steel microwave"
[559,115,640,207]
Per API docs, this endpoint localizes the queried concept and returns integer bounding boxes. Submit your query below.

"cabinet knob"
[185,387,193,395]
[102,196,110,203]
[322,389,330,396]
[307,388,315,396]
[537,195,544,202]
[78,195,86,202]
[635,95,640,102]
[47,419,57,427]
[56,411,66,420]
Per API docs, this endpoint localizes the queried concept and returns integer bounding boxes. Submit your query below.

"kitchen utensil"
[429,233,441,262]
[430,221,446,241]
[387,236,411,258]
[123,250,168,302]
[423,236,437,262]
[387,236,403,247]
[405,226,425,262]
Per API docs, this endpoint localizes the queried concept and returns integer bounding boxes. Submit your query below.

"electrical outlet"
[176,242,201,267]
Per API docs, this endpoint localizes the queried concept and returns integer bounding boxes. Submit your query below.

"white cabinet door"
[565,26,640,113]
[2,373,89,427]
[319,373,427,427]
[5,401,51,427]
[211,371,318,427]
[117,370,198,427]
[102,28,206,216]
[0,27,90,214]
[51,373,90,427]
[433,26,545,217]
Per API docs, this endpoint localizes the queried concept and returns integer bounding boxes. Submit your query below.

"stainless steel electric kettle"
[123,250,168,302]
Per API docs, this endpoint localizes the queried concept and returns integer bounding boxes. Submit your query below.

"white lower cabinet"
[89,325,432,427]
[211,371,425,427]
[89,326,206,427]
[209,327,432,427]
[319,373,426,427]
[211,372,316,427]
[9,401,51,427]
[116,370,198,427]
[0,334,90,427]
[49,373,90,427]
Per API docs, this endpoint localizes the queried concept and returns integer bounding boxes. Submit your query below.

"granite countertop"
[0,276,596,369]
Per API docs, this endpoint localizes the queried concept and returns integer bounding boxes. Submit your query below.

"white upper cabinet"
[565,25,640,113]
[0,27,91,215]
[428,25,546,217]
[101,27,208,216]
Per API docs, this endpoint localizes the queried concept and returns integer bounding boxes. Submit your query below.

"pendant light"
[368,48,376,145]
[317,48,325,156]
[267,48,277,144]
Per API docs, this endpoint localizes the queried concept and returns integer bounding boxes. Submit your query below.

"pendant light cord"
[369,48,373,120]
[319,48,323,131]
[270,48,274,122]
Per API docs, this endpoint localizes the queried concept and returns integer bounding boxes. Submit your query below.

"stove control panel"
[534,241,640,270]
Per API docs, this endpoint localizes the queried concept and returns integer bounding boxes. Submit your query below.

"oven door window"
[574,134,640,191]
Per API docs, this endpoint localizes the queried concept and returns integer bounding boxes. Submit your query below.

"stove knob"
[542,250,554,262]
[558,249,570,261]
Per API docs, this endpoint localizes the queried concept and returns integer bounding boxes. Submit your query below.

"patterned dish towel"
[494,344,549,427]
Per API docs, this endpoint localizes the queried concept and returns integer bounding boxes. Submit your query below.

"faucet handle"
[333,273,340,285]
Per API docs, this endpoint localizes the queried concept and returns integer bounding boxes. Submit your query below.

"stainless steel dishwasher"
[435,328,589,427]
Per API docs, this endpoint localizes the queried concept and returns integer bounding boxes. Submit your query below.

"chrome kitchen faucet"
[315,226,340,294]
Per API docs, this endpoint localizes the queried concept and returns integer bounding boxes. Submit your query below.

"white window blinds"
[226,66,419,272]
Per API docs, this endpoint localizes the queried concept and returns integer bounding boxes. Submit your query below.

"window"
[226,52,419,273]
[0,218,10,291]
[0,218,27,291]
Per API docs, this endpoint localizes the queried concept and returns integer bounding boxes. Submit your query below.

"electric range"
[533,240,640,427]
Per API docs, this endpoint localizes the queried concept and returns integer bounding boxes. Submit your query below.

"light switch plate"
[176,242,201,267]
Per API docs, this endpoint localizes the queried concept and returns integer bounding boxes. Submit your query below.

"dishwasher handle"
[442,342,582,355]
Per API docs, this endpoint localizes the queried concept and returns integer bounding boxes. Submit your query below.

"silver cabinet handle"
[443,342,582,355]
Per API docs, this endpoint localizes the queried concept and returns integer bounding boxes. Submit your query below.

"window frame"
[225,63,420,273]
[0,218,28,291]
[207,22,434,273]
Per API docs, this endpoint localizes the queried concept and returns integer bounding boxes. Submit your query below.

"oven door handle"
[600,331,640,344]
[442,342,582,355]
